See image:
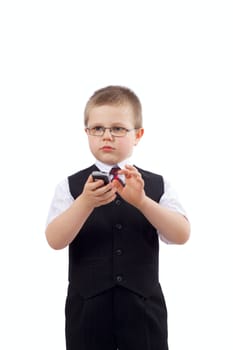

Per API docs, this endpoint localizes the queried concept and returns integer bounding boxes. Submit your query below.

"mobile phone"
[91,171,110,185]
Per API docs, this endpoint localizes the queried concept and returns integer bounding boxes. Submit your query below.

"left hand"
[112,165,146,208]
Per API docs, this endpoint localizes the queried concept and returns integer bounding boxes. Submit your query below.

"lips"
[101,146,114,151]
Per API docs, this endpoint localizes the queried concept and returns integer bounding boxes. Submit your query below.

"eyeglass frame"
[85,126,137,137]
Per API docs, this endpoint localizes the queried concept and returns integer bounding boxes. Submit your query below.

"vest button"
[116,275,123,283]
[115,249,123,256]
[115,199,121,206]
[115,223,122,230]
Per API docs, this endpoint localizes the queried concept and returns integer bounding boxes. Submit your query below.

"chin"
[97,156,119,165]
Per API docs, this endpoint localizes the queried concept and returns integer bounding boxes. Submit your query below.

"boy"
[46,85,190,350]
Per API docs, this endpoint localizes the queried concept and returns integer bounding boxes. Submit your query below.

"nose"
[102,128,113,140]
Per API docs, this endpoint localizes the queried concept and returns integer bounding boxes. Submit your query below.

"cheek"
[88,138,98,152]
[119,138,135,152]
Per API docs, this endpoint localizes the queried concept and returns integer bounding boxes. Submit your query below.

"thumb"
[112,179,124,193]
[87,174,95,183]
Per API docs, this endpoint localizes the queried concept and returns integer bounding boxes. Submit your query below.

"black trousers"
[65,285,168,350]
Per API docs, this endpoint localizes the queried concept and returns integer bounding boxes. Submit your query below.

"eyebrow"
[88,122,132,127]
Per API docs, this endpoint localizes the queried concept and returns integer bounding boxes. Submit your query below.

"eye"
[93,126,104,132]
[111,126,126,133]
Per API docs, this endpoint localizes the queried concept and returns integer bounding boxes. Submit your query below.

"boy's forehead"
[88,104,134,120]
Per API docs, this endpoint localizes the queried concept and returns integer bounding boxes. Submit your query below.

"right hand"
[79,175,117,209]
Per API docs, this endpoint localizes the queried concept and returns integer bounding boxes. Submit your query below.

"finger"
[97,194,117,206]
[112,179,124,192]
[119,168,140,179]
[93,183,116,198]
[91,179,105,190]
[118,169,131,178]
[87,174,95,183]
[96,182,114,193]
[95,187,117,204]
[125,164,137,171]
[86,174,103,188]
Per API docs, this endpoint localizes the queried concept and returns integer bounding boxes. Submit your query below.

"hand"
[80,175,117,209]
[112,165,146,208]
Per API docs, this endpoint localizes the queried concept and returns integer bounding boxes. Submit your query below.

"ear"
[134,128,144,145]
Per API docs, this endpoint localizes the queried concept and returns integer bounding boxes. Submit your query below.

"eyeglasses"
[86,126,136,137]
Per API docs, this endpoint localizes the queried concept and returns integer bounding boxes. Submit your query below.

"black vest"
[68,164,164,298]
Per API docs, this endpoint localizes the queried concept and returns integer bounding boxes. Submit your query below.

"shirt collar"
[95,158,133,173]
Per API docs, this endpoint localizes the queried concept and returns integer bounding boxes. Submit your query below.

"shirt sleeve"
[46,178,74,226]
[160,179,187,216]
[158,179,188,244]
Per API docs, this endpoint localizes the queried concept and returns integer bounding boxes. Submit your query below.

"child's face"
[85,104,144,165]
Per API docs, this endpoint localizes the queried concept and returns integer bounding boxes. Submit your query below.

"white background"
[0,1,232,349]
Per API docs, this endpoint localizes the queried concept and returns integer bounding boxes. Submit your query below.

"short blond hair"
[84,85,143,128]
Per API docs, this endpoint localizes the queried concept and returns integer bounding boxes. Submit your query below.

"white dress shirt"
[46,159,187,243]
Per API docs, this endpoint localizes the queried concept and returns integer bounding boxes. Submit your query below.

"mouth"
[101,146,114,152]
